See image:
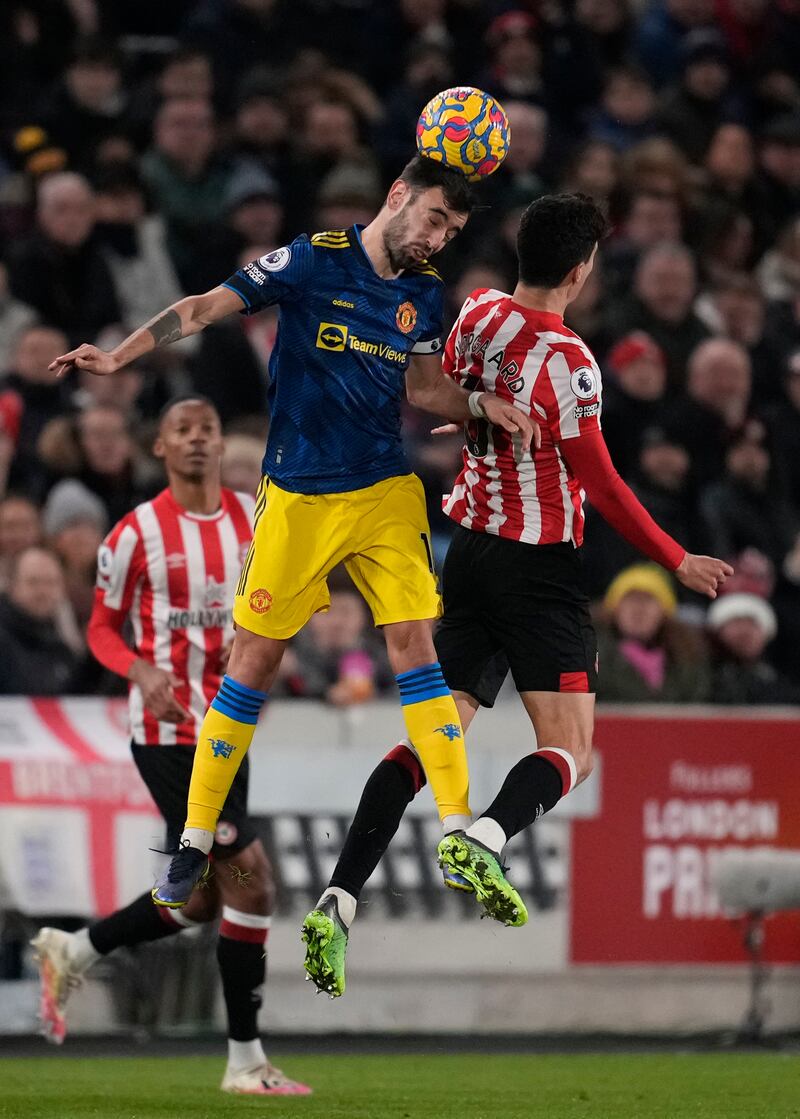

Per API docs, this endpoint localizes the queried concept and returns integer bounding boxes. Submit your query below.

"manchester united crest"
[396,301,417,334]
[249,588,273,614]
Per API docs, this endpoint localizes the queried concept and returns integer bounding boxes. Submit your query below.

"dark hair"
[517,193,608,287]
[158,394,219,428]
[398,155,475,214]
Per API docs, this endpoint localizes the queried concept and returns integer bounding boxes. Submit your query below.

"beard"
[382,209,419,272]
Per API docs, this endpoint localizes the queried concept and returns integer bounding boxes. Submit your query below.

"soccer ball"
[416,86,510,182]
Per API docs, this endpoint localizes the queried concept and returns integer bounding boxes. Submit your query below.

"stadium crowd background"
[0,0,799,707]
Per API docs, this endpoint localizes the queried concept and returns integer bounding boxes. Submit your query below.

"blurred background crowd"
[0,0,799,707]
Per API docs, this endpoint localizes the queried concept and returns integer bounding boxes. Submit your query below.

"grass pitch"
[1,1052,798,1119]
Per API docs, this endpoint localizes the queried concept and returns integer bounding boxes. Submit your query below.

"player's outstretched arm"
[406,353,541,452]
[562,429,733,598]
[48,285,245,378]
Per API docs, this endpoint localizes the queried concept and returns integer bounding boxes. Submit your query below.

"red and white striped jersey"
[95,488,254,746]
[442,288,604,547]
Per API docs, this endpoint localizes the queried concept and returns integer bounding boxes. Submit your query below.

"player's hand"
[675,554,734,598]
[479,394,542,453]
[128,660,190,723]
[48,344,120,379]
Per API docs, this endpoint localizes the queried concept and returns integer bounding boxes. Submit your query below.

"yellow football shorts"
[233,473,441,639]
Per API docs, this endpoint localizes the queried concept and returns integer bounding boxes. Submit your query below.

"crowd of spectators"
[0,0,799,705]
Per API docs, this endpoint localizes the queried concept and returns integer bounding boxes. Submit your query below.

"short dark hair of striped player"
[517,193,609,289]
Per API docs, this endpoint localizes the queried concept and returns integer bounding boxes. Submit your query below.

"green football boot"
[437,831,528,927]
[301,895,349,998]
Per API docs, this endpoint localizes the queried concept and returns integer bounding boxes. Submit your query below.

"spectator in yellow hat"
[597,563,710,703]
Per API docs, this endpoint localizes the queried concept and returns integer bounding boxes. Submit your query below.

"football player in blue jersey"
[51,156,536,990]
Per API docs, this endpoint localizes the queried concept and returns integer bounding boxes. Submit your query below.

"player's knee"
[226,631,285,693]
[384,621,436,675]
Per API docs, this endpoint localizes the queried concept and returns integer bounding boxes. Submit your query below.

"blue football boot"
[151,841,210,908]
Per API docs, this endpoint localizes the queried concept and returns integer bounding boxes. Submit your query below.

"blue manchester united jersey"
[222,225,444,494]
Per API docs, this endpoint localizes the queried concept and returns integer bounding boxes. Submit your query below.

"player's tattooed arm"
[147,309,183,347]
[48,285,246,378]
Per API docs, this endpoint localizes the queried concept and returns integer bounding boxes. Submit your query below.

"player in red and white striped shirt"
[311,196,733,965]
[32,397,310,1096]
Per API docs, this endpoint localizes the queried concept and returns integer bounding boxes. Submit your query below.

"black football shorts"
[131,742,257,857]
[434,525,598,707]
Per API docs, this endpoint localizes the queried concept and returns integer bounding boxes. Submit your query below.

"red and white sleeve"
[87,516,145,677]
[542,341,603,441]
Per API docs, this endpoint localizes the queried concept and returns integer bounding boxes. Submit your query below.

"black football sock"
[328,743,425,900]
[88,892,180,955]
[217,918,269,1042]
[478,752,570,842]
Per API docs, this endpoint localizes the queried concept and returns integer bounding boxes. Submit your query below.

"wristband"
[468,391,488,419]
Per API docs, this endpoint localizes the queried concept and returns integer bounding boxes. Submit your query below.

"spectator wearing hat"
[596,563,710,703]
[655,30,743,164]
[222,163,284,265]
[601,332,669,476]
[7,173,122,344]
[605,242,710,390]
[699,421,799,568]
[42,478,108,630]
[0,546,84,695]
[707,592,800,704]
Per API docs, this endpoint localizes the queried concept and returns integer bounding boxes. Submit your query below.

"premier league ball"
[416,86,510,182]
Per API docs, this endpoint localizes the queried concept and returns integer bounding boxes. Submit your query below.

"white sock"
[69,928,102,973]
[467,817,507,856]
[180,827,214,855]
[442,813,472,835]
[227,1037,266,1072]
[318,887,357,928]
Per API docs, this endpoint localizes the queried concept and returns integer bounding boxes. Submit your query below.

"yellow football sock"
[185,676,267,833]
[396,663,470,820]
